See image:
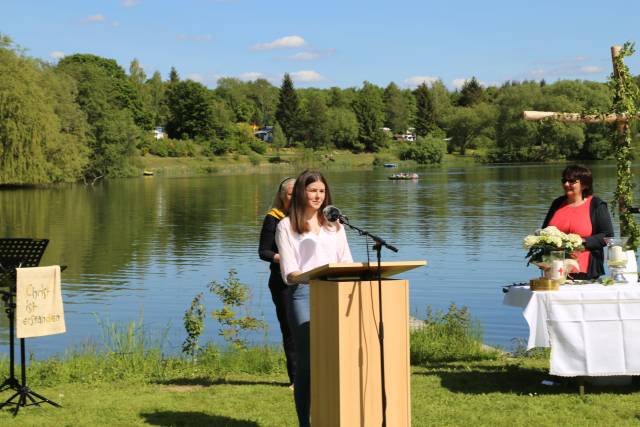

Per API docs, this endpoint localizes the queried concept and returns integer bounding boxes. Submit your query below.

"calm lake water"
[0,162,634,359]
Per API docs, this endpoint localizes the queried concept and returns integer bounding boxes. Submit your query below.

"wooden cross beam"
[520,45,637,239]
[523,111,640,123]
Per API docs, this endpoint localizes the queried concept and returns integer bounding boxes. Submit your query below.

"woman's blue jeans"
[288,284,310,427]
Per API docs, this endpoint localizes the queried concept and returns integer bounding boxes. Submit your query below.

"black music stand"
[0,238,61,415]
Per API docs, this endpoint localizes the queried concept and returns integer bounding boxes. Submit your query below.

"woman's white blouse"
[276,216,353,285]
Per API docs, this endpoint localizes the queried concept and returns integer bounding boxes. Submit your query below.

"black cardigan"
[542,195,614,279]
[259,213,283,275]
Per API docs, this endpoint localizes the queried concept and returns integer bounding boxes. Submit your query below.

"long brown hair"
[289,170,332,234]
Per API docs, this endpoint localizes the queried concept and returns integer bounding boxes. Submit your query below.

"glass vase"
[605,237,629,283]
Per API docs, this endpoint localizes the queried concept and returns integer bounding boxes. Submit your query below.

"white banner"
[16,266,66,338]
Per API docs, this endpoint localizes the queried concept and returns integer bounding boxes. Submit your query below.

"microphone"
[322,205,346,223]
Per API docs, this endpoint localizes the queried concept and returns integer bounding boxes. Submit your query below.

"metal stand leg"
[579,378,586,400]
[0,339,61,415]
[0,291,19,393]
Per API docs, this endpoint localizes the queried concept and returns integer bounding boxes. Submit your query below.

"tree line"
[1,34,637,184]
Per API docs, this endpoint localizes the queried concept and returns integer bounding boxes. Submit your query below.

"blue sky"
[3,0,640,89]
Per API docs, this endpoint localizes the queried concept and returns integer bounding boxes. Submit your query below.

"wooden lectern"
[297,261,426,427]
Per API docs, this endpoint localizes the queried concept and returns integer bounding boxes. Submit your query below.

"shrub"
[248,152,262,166]
[208,138,234,156]
[400,136,446,164]
[249,138,268,154]
[208,269,266,350]
[410,303,500,364]
[149,139,169,157]
[235,141,251,155]
[168,139,197,157]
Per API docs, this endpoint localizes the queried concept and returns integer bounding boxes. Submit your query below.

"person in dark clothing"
[542,165,614,280]
[259,177,296,386]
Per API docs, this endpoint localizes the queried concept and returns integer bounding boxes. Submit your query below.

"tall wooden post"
[612,45,631,237]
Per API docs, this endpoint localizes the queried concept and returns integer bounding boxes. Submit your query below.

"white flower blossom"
[540,226,562,237]
[523,235,540,248]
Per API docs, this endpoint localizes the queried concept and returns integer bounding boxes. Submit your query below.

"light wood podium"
[298,261,426,427]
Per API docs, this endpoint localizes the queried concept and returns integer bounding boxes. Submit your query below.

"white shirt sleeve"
[276,219,299,285]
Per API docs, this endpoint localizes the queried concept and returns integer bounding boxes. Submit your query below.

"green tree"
[430,80,453,128]
[271,122,286,155]
[303,93,331,149]
[128,58,146,86]
[215,77,256,123]
[353,81,386,152]
[400,136,446,164]
[445,103,497,155]
[169,66,179,84]
[146,71,169,127]
[275,73,302,144]
[0,46,89,183]
[58,54,152,130]
[458,77,485,107]
[491,81,543,161]
[247,78,278,126]
[57,54,146,178]
[414,83,436,136]
[383,82,411,133]
[40,67,91,181]
[327,107,360,150]
[165,80,218,140]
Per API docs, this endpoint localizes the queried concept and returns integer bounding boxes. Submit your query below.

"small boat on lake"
[388,172,419,180]
[383,163,398,168]
[143,170,154,176]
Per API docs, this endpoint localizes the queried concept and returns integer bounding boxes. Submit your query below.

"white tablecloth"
[503,283,640,376]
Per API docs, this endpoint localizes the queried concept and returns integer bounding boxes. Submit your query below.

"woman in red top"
[542,165,614,280]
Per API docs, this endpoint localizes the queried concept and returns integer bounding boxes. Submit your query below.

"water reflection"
[0,162,632,357]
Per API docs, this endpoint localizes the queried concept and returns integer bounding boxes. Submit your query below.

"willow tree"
[0,41,89,184]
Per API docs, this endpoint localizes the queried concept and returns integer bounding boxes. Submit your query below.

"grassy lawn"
[1,309,636,425]
[133,147,480,178]
[1,358,639,426]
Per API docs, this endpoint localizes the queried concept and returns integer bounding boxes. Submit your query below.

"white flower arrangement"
[523,226,584,265]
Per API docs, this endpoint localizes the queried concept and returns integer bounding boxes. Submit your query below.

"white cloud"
[283,48,335,62]
[122,0,139,6]
[290,70,326,83]
[112,21,121,28]
[177,34,213,42]
[289,52,320,61]
[238,72,265,81]
[452,78,467,89]
[85,14,105,23]
[253,35,306,51]
[403,76,438,88]
[186,73,204,83]
[50,51,65,60]
[579,65,602,74]
[522,55,605,80]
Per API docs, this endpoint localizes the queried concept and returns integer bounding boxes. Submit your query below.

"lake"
[0,162,633,358]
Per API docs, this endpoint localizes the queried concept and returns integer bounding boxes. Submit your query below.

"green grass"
[1,315,638,425]
[135,147,480,177]
[1,359,639,426]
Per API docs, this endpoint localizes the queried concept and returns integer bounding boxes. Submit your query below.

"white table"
[503,283,640,376]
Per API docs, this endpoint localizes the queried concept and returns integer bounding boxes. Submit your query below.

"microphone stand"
[338,216,397,427]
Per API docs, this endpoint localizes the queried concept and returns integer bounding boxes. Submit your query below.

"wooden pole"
[522,111,633,123]
[611,45,630,237]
